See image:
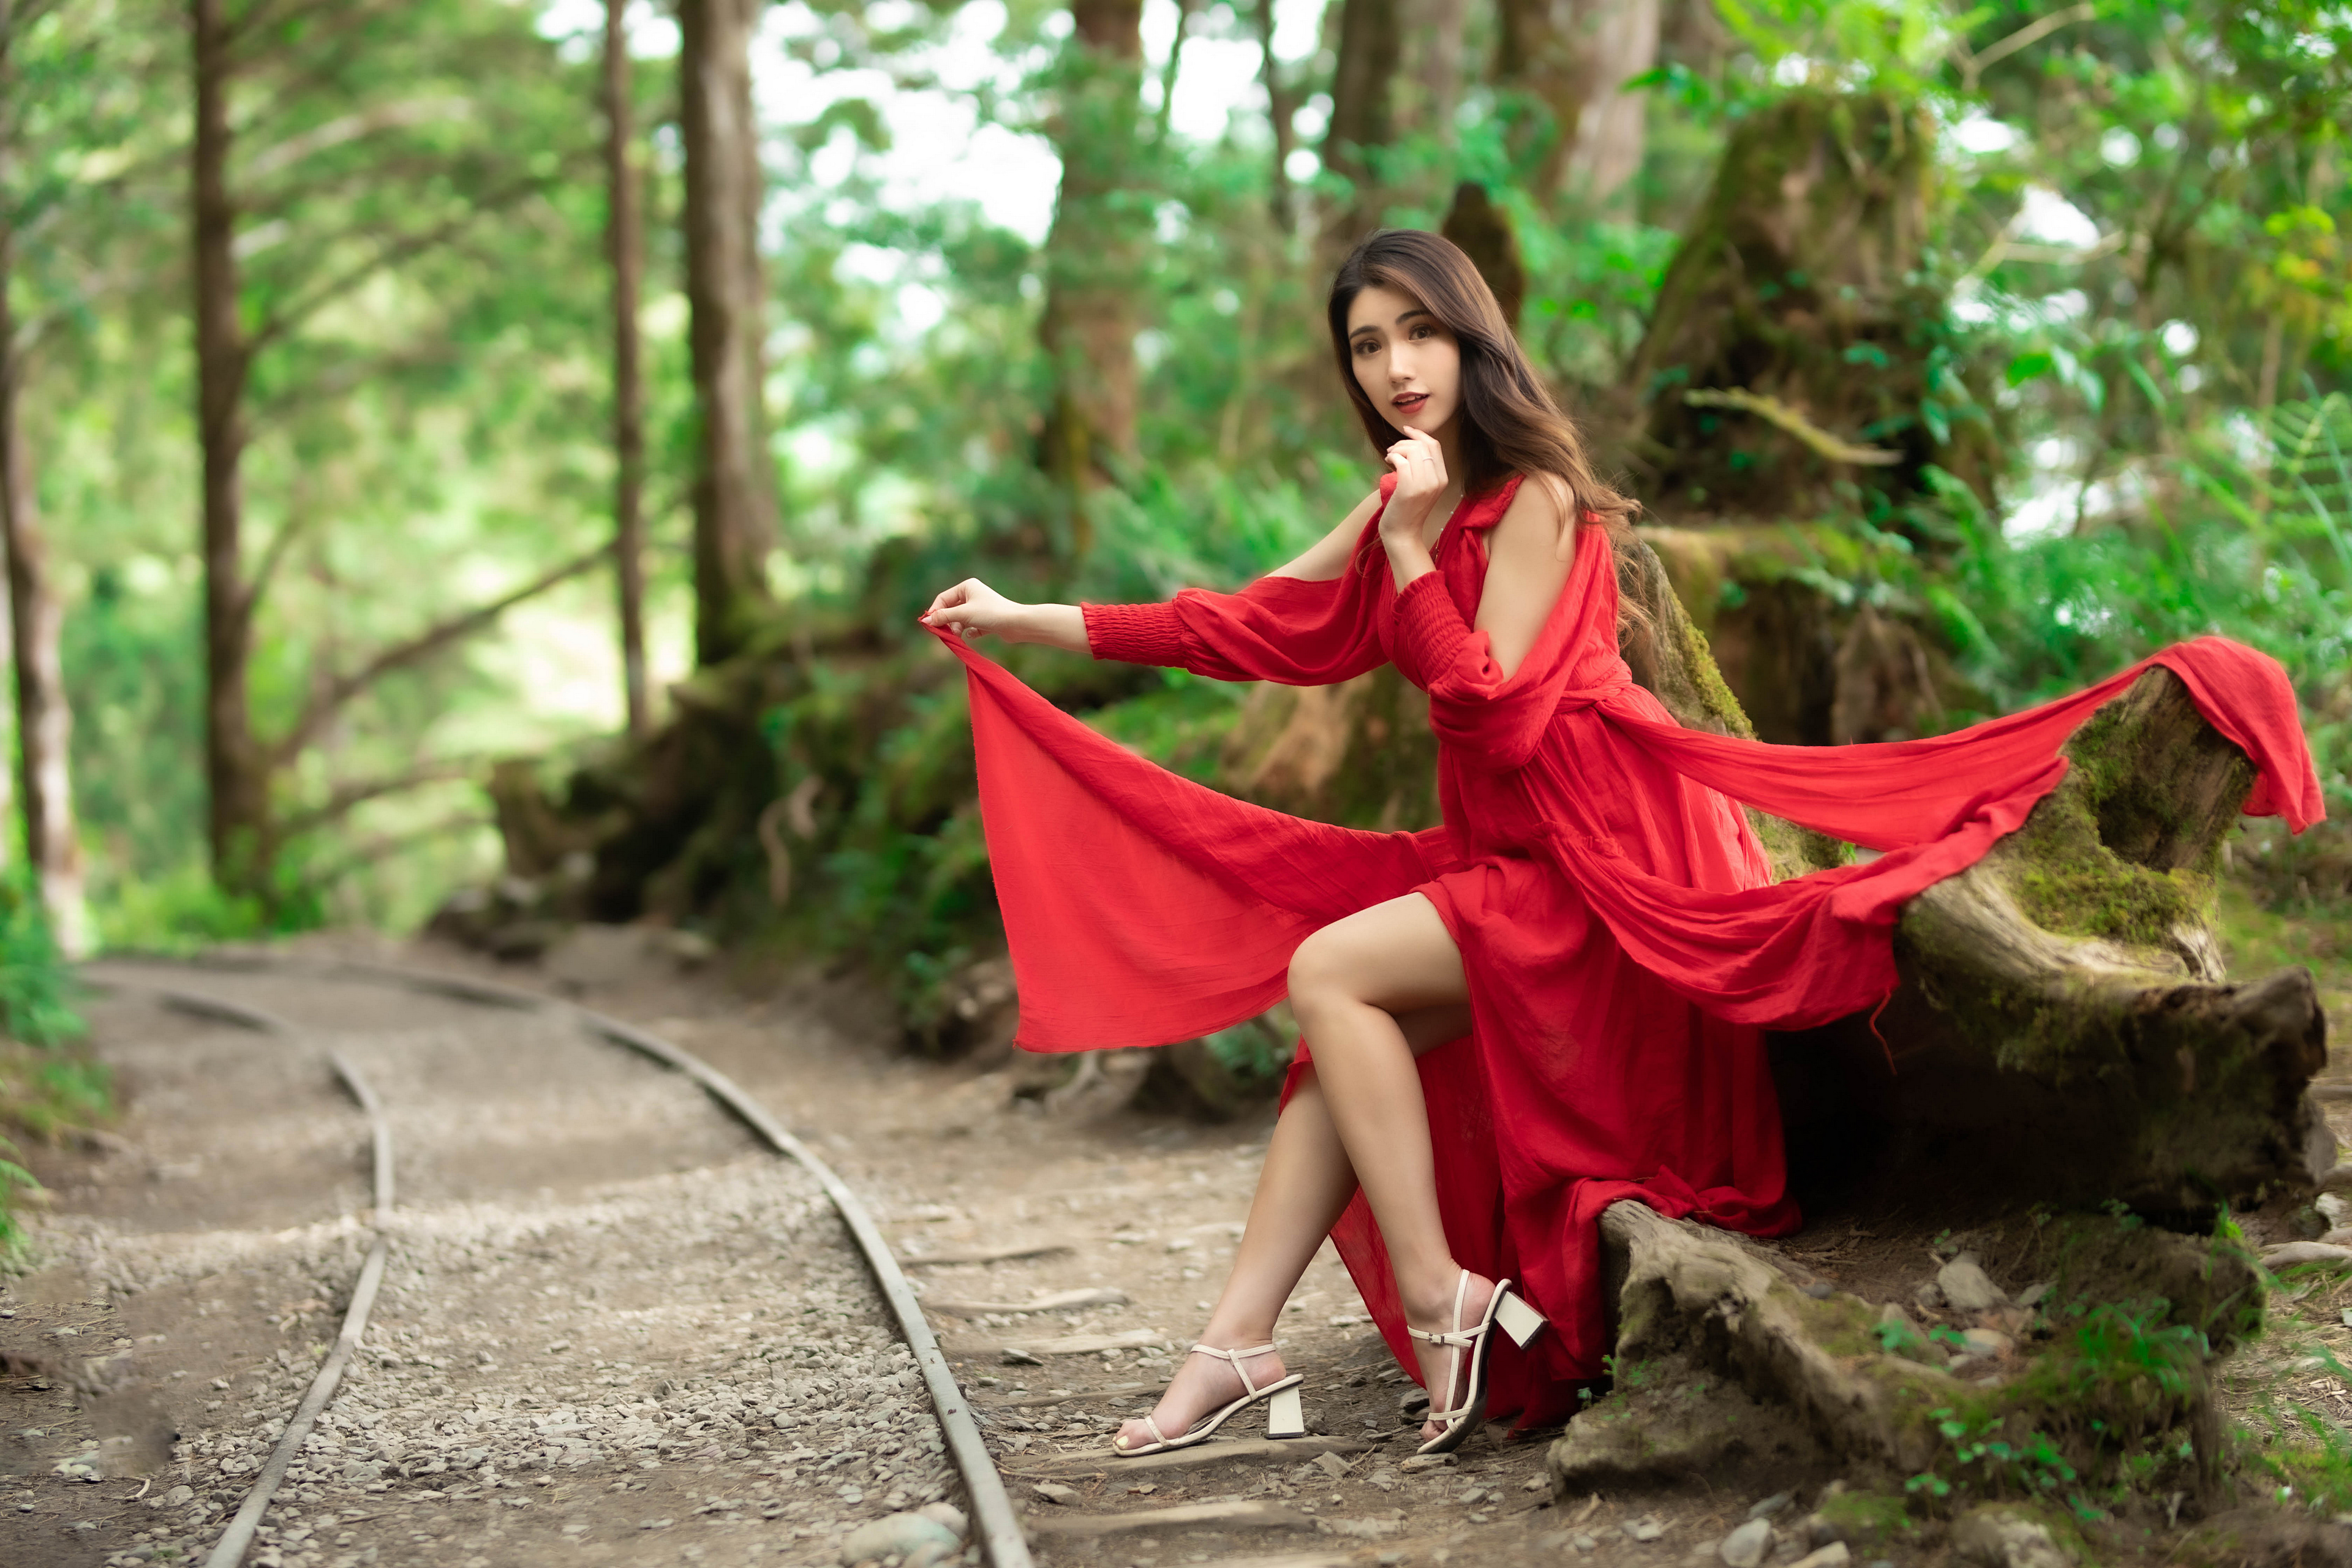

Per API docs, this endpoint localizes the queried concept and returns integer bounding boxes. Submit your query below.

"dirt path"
[2,933,1667,1568]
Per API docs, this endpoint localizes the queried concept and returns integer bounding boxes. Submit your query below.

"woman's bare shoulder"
[1270,489,1384,582]
[1488,472,1575,563]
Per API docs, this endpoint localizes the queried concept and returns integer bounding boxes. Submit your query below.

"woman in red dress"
[920,231,2321,1458]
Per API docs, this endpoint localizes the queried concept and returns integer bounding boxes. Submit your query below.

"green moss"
[1672,609,1757,741]
[1817,1488,1912,1547]
[2009,788,2214,950]
[1791,1288,1887,1360]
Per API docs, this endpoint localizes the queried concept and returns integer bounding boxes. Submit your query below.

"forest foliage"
[1,0,2347,1044]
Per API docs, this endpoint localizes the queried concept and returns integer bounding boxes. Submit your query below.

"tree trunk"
[1321,0,1401,255]
[0,345,87,959]
[1400,0,1468,148]
[1037,0,1147,550]
[1626,89,1969,520]
[1493,0,1659,206]
[1439,181,1526,327]
[605,0,650,737]
[190,0,270,896]
[679,0,777,666]
[0,0,88,957]
[1251,0,1297,230]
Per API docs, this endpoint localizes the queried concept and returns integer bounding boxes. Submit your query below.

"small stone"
[1524,1476,1551,1493]
[1031,1482,1077,1506]
[1962,1328,2013,1359]
[916,1502,968,1538]
[1399,1388,1430,1415]
[1631,1516,1666,1542]
[1787,1544,1852,1568]
[158,1487,194,1509]
[1574,1534,1599,1553]
[1400,1453,1456,1471]
[1951,1505,2072,1568]
[1748,1493,1795,1520]
[1001,1349,1044,1366]
[1936,1256,2010,1314]
[839,1512,961,1567]
[1913,1281,1945,1312]
[1720,1517,1774,1567]
[1314,1452,1351,1479]
[638,1518,673,1530]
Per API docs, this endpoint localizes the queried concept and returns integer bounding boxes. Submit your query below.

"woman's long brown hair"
[1327,228,1640,550]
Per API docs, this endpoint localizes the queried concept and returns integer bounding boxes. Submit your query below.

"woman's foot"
[1114,1343,1289,1453]
[1404,1270,1495,1445]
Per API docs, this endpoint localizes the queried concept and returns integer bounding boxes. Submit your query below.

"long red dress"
[933,474,2322,1431]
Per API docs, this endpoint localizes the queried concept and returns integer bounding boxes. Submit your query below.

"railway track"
[4,954,1028,1568]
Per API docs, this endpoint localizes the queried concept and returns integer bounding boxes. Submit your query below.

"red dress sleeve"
[1082,530,1391,686]
[1387,479,1621,773]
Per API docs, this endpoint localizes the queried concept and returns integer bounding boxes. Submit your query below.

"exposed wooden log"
[1556,1199,2256,1498]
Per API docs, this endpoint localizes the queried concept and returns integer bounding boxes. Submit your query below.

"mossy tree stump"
[1549,547,2327,1520]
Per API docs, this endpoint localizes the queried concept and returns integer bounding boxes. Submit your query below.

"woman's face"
[1346,284,1461,437]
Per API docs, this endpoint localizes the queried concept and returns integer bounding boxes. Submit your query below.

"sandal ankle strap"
[1187,1341,1280,1398]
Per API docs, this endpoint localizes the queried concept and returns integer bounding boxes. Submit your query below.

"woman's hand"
[1380,425,1450,539]
[922,578,1024,640]
[922,579,1090,654]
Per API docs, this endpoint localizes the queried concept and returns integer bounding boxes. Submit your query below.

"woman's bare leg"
[1287,894,1497,1441]
[1115,999,1471,1452]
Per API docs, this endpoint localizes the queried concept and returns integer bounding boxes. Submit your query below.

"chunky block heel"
[1494,1289,1546,1348]
[1266,1385,1305,1439]
[1412,1273,1545,1457]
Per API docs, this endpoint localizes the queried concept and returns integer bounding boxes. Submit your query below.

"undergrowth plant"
[0,878,99,1268]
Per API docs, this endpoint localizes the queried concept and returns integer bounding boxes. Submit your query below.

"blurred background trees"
[0,0,2340,1058]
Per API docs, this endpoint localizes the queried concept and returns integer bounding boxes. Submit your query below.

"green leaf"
[2006,350,2056,387]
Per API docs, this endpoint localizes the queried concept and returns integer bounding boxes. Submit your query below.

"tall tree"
[186,0,606,903]
[0,0,85,956]
[1037,0,1148,554]
[1322,0,1401,254]
[189,0,262,892]
[605,0,649,737]
[1493,0,1660,205]
[1253,0,1298,229]
[1401,0,1469,149]
[679,0,777,666]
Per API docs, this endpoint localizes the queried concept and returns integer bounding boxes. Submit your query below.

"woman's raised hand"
[1381,424,1449,537]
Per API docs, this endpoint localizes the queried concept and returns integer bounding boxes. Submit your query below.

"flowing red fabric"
[937,475,2322,1430]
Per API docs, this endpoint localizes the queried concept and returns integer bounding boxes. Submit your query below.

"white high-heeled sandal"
[1410,1272,1547,1457]
[1110,1343,1307,1457]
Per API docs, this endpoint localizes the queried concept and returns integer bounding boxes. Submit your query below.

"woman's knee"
[1286,927,1359,1019]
